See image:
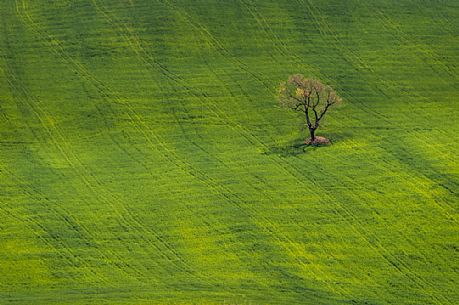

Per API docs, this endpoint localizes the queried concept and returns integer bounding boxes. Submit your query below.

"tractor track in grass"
[14,0,209,283]
[307,0,457,214]
[294,2,455,303]
[80,1,454,301]
[238,0,396,128]
[299,0,457,218]
[91,0,272,100]
[297,0,425,124]
[87,1,428,299]
[237,0,321,77]
[87,0,355,295]
[159,2,456,302]
[15,0,272,286]
[9,0,457,302]
[157,0,272,91]
[0,70,138,281]
[192,15,454,305]
[0,166,113,284]
[84,0,262,276]
[237,0,304,70]
[0,64,154,283]
[16,0,345,295]
[366,1,457,82]
[298,0,455,122]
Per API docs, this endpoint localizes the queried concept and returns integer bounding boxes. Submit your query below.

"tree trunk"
[309,128,315,143]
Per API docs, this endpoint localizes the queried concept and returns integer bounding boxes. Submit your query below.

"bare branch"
[305,107,312,128]
[317,101,334,122]
[312,108,319,128]
[294,103,304,111]
[278,74,342,142]
[314,91,320,108]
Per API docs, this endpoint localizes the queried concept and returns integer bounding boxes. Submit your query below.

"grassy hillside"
[1,0,458,304]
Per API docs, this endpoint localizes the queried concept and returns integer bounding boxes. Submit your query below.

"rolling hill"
[1,0,458,304]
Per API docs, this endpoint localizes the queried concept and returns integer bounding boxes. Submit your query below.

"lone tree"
[279,74,342,145]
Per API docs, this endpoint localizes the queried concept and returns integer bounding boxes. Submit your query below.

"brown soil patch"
[304,136,331,146]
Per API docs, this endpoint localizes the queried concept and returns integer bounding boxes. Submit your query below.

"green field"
[1,0,458,304]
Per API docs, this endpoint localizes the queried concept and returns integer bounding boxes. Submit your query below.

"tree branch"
[280,76,341,135]
[317,101,334,123]
[304,106,312,128]
[294,103,304,111]
[312,108,319,128]
[314,91,320,107]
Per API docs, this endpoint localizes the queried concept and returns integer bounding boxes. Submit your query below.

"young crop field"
[0,0,458,304]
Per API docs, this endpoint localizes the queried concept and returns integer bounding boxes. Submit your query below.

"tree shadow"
[263,132,351,157]
[263,137,318,157]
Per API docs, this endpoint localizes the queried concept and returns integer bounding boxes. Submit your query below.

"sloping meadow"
[0,0,458,304]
